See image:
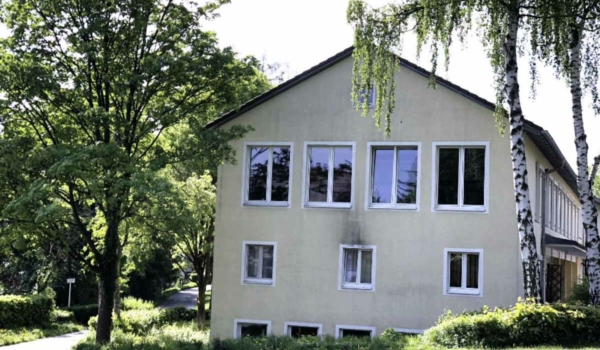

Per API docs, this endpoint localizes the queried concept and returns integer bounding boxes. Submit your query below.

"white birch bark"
[504,2,541,299]
[569,28,600,304]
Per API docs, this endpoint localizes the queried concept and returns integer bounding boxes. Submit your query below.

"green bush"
[88,307,198,335]
[568,278,590,305]
[122,297,154,311]
[424,299,600,348]
[51,309,75,323]
[65,304,98,325]
[75,326,408,350]
[0,294,54,328]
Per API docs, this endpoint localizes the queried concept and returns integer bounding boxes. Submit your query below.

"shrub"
[424,299,600,348]
[0,294,54,328]
[568,278,590,305]
[51,309,75,323]
[88,307,198,335]
[65,304,98,325]
[122,297,154,311]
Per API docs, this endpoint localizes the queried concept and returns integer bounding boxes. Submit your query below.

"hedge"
[0,294,54,328]
[88,307,197,335]
[424,299,600,348]
[64,304,98,325]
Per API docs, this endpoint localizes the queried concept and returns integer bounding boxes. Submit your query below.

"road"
[160,287,199,309]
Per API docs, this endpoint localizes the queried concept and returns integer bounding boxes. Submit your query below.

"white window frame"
[302,142,356,209]
[338,244,376,291]
[241,241,277,286]
[365,142,421,211]
[335,325,376,339]
[443,248,484,297]
[233,319,272,339]
[284,322,323,337]
[241,142,294,207]
[431,142,490,213]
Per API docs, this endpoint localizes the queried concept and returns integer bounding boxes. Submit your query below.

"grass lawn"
[0,322,84,346]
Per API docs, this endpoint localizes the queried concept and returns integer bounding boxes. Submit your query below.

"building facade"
[208,48,585,339]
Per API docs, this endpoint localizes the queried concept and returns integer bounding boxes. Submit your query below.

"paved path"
[1,331,89,350]
[160,287,199,309]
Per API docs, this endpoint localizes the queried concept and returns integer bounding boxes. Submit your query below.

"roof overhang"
[545,234,586,257]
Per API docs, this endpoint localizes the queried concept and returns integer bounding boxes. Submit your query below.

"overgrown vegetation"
[425,299,600,348]
[89,307,197,335]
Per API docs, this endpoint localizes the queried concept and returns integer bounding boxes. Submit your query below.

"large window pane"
[371,148,393,203]
[438,148,459,205]
[262,246,274,279]
[271,147,290,201]
[246,245,260,279]
[344,249,358,283]
[466,254,479,289]
[397,148,418,204]
[309,147,329,202]
[449,253,462,288]
[360,250,372,284]
[333,147,353,203]
[464,148,485,205]
[248,147,269,201]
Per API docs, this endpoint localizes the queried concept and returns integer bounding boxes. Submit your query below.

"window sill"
[304,202,352,209]
[445,288,482,297]
[433,205,487,213]
[242,279,274,286]
[243,201,289,208]
[341,284,374,291]
[368,204,417,211]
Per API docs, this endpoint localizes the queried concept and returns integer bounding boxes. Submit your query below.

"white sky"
[204,0,600,170]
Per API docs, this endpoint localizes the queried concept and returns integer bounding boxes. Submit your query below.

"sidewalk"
[0,331,89,350]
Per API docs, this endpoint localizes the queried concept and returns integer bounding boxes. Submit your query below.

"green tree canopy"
[0,0,268,343]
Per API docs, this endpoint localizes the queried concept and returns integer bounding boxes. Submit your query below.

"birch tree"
[347,0,541,298]
[528,0,600,303]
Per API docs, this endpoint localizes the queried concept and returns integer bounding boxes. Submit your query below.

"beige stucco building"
[207,48,586,339]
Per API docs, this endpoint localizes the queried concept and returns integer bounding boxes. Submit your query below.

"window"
[241,242,277,286]
[284,322,323,338]
[234,319,271,339]
[432,143,489,212]
[355,86,375,108]
[443,248,483,296]
[304,143,355,208]
[335,325,376,339]
[367,143,420,209]
[244,143,292,206]
[536,169,582,242]
[339,245,376,291]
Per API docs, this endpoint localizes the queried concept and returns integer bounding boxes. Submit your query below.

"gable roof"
[207,47,581,197]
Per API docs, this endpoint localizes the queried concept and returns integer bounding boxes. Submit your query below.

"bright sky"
[205,0,600,170]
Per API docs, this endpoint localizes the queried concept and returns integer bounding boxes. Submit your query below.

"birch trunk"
[504,2,541,299]
[568,28,600,304]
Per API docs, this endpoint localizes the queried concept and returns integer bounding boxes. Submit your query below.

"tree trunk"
[95,219,121,344]
[504,2,541,299]
[568,27,600,304]
[195,269,206,329]
[114,245,123,316]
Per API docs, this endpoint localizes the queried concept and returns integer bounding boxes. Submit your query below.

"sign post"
[67,278,75,307]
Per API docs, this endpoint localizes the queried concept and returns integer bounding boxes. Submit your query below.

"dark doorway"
[546,264,563,303]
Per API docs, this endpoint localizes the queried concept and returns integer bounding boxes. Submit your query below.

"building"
[207,47,587,339]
